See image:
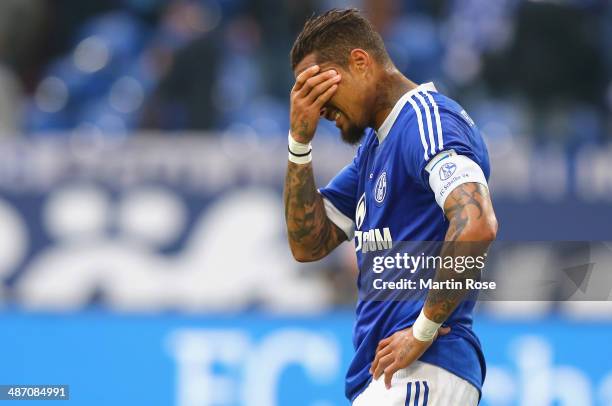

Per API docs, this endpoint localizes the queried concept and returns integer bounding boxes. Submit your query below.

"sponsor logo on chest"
[354,191,393,254]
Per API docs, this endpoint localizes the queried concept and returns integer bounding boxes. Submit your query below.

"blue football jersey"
[318,83,490,402]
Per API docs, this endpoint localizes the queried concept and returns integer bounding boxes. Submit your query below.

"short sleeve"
[318,145,362,240]
[401,101,489,208]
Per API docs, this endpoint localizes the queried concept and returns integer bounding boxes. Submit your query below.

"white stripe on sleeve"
[407,96,429,160]
[423,91,443,150]
[321,197,355,240]
[414,92,436,156]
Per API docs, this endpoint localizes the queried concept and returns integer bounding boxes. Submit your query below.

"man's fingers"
[370,352,378,375]
[292,65,320,92]
[314,83,338,107]
[370,345,392,375]
[376,335,393,351]
[384,362,400,389]
[298,70,339,99]
[294,67,329,95]
[306,73,340,102]
[374,353,394,380]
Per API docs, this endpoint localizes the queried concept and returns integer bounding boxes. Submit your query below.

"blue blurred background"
[0,0,611,405]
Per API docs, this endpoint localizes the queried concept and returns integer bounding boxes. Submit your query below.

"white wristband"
[412,309,442,342]
[288,131,312,164]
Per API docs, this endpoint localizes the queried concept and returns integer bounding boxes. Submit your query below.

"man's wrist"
[412,309,442,342]
[288,131,312,164]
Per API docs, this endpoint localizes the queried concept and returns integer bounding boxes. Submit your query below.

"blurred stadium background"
[0,0,611,405]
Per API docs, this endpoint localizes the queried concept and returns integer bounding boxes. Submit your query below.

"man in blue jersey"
[283,8,498,406]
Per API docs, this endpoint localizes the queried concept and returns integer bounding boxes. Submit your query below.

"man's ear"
[349,49,371,76]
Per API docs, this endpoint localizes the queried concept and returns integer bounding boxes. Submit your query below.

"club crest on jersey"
[374,171,387,204]
[439,162,457,181]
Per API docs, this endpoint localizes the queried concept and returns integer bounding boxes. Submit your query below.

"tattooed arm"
[284,161,347,262]
[423,182,498,323]
[370,182,497,388]
[284,64,346,262]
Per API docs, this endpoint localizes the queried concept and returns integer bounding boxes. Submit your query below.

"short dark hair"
[290,8,390,71]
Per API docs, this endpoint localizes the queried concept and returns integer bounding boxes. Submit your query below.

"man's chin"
[340,126,366,145]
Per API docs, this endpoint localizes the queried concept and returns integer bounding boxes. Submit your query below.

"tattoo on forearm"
[291,120,310,139]
[425,282,464,324]
[424,183,493,324]
[283,162,344,260]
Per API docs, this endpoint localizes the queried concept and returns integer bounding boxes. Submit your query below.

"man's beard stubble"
[340,124,366,145]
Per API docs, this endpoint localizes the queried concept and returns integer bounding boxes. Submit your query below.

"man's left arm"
[423,181,498,323]
[370,181,497,388]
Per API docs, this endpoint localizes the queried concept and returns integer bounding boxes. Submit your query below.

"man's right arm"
[283,64,345,262]
[284,161,346,262]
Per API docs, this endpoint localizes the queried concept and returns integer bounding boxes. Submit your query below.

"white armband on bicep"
[425,150,488,209]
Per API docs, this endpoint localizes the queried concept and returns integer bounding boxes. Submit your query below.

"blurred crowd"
[0,0,609,146]
[0,0,611,317]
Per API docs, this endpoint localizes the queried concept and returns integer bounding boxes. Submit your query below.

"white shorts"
[352,360,479,406]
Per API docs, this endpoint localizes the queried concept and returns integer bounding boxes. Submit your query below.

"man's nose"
[320,107,327,117]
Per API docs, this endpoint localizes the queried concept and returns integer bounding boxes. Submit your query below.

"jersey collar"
[375,82,438,144]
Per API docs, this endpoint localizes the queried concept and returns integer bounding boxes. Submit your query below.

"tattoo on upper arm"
[443,183,488,241]
[284,162,345,260]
